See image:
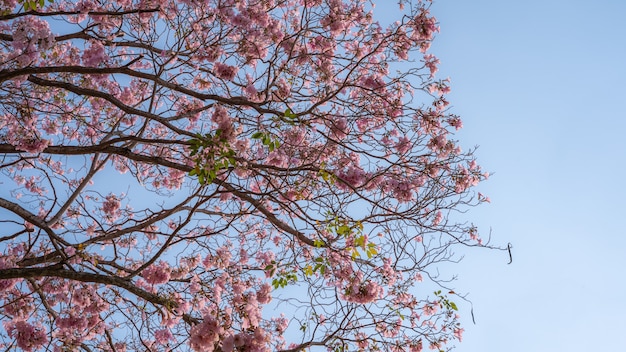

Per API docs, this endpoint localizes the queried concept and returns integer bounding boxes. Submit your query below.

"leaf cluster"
[187,130,237,185]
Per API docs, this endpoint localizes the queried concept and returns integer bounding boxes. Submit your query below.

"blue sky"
[422,0,626,350]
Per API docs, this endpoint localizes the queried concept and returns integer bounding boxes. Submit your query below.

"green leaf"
[251,132,264,139]
[450,302,458,311]
[354,235,365,248]
[284,108,297,119]
[337,225,350,236]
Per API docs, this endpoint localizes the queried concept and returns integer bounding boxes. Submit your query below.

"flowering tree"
[0,0,496,351]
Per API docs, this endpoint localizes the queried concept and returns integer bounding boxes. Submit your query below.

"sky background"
[416,0,626,351]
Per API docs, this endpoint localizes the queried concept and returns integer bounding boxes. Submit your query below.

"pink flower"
[415,272,423,282]
[453,327,464,342]
[409,339,423,352]
[432,211,442,226]
[338,166,366,189]
[343,279,383,304]
[11,17,54,65]
[56,313,89,332]
[256,283,272,304]
[189,315,222,352]
[272,314,289,333]
[213,62,238,81]
[423,54,440,78]
[5,320,48,352]
[221,334,235,352]
[447,116,463,130]
[142,261,172,285]
[155,328,173,345]
[15,138,49,154]
[360,74,385,90]
[82,40,108,67]
[65,246,76,256]
[394,136,412,155]
[274,78,291,98]
[355,332,369,349]
[24,176,45,195]
[102,194,121,221]
[422,303,437,316]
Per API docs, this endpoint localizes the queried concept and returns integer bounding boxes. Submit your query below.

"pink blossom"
[24,176,45,195]
[154,328,173,345]
[478,192,491,203]
[0,0,18,11]
[82,40,108,67]
[0,1,490,350]
[142,261,172,285]
[241,295,261,329]
[211,105,236,141]
[266,150,287,167]
[213,62,238,81]
[11,17,54,65]
[343,279,383,304]
[330,117,349,139]
[56,313,89,332]
[360,74,385,90]
[256,283,272,304]
[4,296,36,318]
[422,302,438,316]
[65,246,76,256]
[274,78,291,98]
[272,314,289,333]
[15,138,49,154]
[189,315,222,352]
[338,166,366,189]
[221,334,235,352]
[101,194,121,221]
[453,327,464,341]
[415,272,423,282]
[394,136,412,155]
[409,339,423,352]
[5,320,48,352]
[391,180,414,203]
[423,54,440,78]
[203,246,232,269]
[432,211,443,226]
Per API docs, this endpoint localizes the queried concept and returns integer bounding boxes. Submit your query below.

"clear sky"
[419,0,626,351]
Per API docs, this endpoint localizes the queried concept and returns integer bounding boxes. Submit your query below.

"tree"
[0,0,496,351]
